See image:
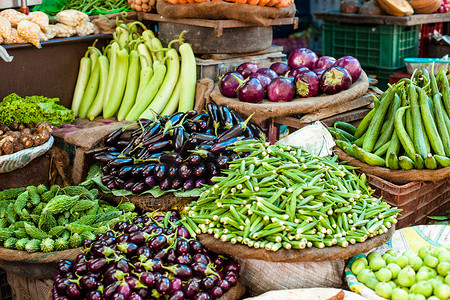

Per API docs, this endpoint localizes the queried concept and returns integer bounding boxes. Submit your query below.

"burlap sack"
[194,77,215,113]
[156,0,296,27]
[7,272,53,300]
[210,71,370,125]
[197,227,394,263]
[0,247,82,279]
[334,147,450,184]
[238,259,346,296]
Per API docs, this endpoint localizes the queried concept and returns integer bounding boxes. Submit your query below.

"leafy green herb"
[0,93,75,127]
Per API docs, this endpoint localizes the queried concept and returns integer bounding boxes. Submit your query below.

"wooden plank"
[314,12,450,26]
[320,108,371,127]
[201,45,284,60]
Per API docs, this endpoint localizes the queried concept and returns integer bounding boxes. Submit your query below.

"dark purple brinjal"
[236,62,259,78]
[105,127,125,146]
[183,178,195,190]
[106,179,118,190]
[126,224,140,233]
[201,276,217,290]
[116,138,132,149]
[142,131,169,147]
[187,153,202,165]
[196,143,213,151]
[319,66,353,95]
[248,123,266,141]
[313,68,326,78]
[178,162,192,179]
[217,105,234,130]
[169,290,185,300]
[267,77,295,102]
[109,157,134,168]
[159,178,172,190]
[66,283,82,299]
[117,242,138,256]
[216,112,253,143]
[217,279,231,292]
[288,48,319,70]
[87,257,108,273]
[159,152,183,165]
[210,286,224,299]
[294,70,320,98]
[131,165,145,177]
[117,282,132,298]
[216,155,229,169]
[171,278,183,292]
[94,153,117,163]
[210,137,241,154]
[314,55,336,70]
[270,62,290,76]
[86,290,103,300]
[235,76,265,103]
[137,246,152,262]
[54,277,70,294]
[148,235,168,250]
[334,55,361,82]
[256,67,279,80]
[144,175,158,187]
[141,164,156,177]
[288,66,309,79]
[193,164,206,177]
[197,120,209,133]
[104,282,120,299]
[176,254,192,265]
[73,261,88,276]
[190,133,216,143]
[219,71,244,98]
[114,177,126,189]
[141,257,163,272]
[140,272,156,287]
[154,163,167,180]
[192,112,208,122]
[190,149,216,163]
[192,253,210,265]
[131,181,148,194]
[225,274,237,286]
[101,174,115,185]
[135,147,149,160]
[128,231,146,246]
[207,101,221,135]
[172,126,185,153]
[80,275,97,290]
[129,294,143,300]
[163,264,193,279]
[183,279,201,298]
[179,137,198,158]
[156,276,171,295]
[171,178,183,190]
[166,248,177,263]
[184,120,198,133]
[164,112,186,133]
[194,292,211,300]
[57,260,72,275]
[247,73,272,92]
[223,261,240,273]
[147,140,172,154]
[167,165,179,178]
[206,162,219,176]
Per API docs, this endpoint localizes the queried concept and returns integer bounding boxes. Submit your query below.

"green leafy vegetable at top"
[0,93,75,127]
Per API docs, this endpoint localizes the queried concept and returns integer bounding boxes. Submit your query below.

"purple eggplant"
[225,274,237,286]
[288,48,318,69]
[131,165,145,177]
[167,165,179,178]
[248,73,272,93]
[183,280,200,298]
[104,282,120,299]
[114,177,126,189]
[171,278,183,292]
[131,181,148,194]
[288,66,309,78]
[256,67,279,80]
[267,77,295,102]
[183,178,195,190]
[109,157,134,168]
[148,235,168,250]
[147,140,172,154]
[196,143,213,151]
[219,72,244,98]
[57,260,72,275]
[87,257,107,273]
[236,76,265,103]
[73,261,88,276]
[94,153,117,163]
[216,156,229,169]
[236,62,259,78]
[140,272,155,286]
[207,101,221,135]
[86,290,103,300]
[144,175,157,187]
[313,68,326,78]
[169,290,185,300]
[320,66,352,94]
[334,55,361,82]
[156,276,171,295]
[116,138,132,149]
[178,163,193,179]
[66,283,82,299]
[172,126,185,153]
[142,131,169,147]
[129,294,143,300]
[79,275,97,290]
[101,174,115,186]
[117,242,138,256]
[216,113,253,143]
[117,282,132,299]
[223,261,240,273]
[184,121,198,133]
[210,137,240,154]
[210,286,223,299]
[193,164,206,177]
[137,246,152,262]
[164,112,186,133]
[141,164,156,177]
[159,152,183,165]
[248,123,266,140]
[188,153,202,165]
[166,248,177,263]
[179,137,198,158]
[105,127,125,146]
[190,133,216,143]
[217,279,231,292]
[159,178,172,190]
[126,224,140,233]
[193,292,211,300]
[171,178,183,189]
[201,276,217,290]
[176,255,192,265]
[163,264,193,279]
[192,253,210,265]
[270,62,290,75]
[217,105,234,129]
[206,162,219,176]
[314,55,336,69]
[294,70,320,98]
[154,163,167,180]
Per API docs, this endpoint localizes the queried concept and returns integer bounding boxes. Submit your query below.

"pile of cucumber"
[330,67,450,170]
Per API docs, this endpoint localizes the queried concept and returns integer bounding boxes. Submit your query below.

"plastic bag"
[56,9,88,27]
[2,28,27,45]
[17,20,42,48]
[27,11,49,32]
[0,16,12,40]
[75,21,96,37]
[276,121,335,157]
[53,23,76,38]
[0,9,28,27]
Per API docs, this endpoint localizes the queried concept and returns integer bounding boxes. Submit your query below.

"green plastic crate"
[322,21,419,69]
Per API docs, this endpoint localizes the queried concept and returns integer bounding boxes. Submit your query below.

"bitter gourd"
[26,186,41,206]
[4,237,18,249]
[0,187,26,201]
[40,238,55,252]
[43,195,79,215]
[15,237,29,251]
[25,239,41,253]
[68,233,82,248]
[24,222,51,239]
[62,186,95,201]
[13,191,29,216]
[54,237,69,251]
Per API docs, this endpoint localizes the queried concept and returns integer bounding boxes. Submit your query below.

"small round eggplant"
[267,77,295,102]
[294,70,320,98]
[236,77,265,103]
[178,163,192,179]
[154,163,167,180]
[219,72,244,98]
[270,62,290,76]
[319,66,353,95]
[236,62,259,78]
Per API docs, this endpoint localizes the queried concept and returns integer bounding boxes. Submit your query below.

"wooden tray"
[210,71,369,125]
[198,227,394,263]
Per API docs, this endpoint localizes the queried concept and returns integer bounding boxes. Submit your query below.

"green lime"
[424,254,440,269]
[375,282,393,298]
[433,283,450,300]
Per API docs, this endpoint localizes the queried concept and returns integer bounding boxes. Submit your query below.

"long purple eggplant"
[147,140,172,153]
[207,102,220,135]
[190,133,216,143]
[105,127,125,146]
[172,126,185,153]
[179,137,198,158]
[158,152,183,165]
[216,114,253,144]
[218,105,234,129]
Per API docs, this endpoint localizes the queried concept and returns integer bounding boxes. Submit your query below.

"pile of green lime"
[351,245,450,300]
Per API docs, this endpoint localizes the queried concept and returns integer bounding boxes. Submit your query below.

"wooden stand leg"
[268,119,280,145]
